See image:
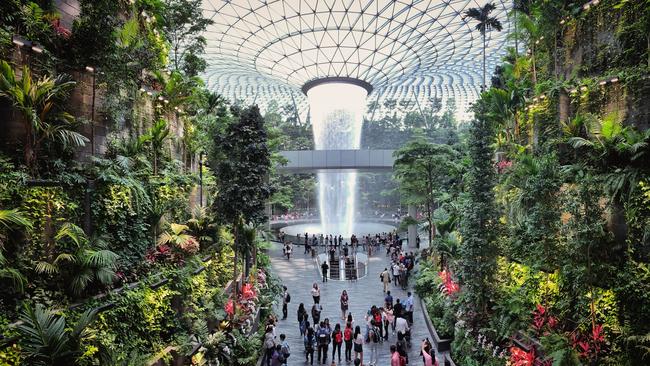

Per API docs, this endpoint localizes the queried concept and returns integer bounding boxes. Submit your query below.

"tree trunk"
[531,45,537,85]
[483,33,487,90]
[232,221,239,318]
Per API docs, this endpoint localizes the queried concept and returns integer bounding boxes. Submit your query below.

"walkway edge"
[419,297,456,366]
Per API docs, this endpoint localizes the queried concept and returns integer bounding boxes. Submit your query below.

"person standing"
[298,303,308,335]
[281,286,290,319]
[368,323,381,366]
[263,325,276,366]
[340,290,349,320]
[385,290,394,309]
[343,322,353,362]
[353,325,364,366]
[380,268,391,293]
[331,323,343,363]
[311,283,320,304]
[421,339,437,366]
[321,260,329,282]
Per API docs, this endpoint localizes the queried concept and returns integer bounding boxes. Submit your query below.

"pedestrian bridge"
[277,149,395,172]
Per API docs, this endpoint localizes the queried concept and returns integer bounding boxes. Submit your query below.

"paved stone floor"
[269,242,441,365]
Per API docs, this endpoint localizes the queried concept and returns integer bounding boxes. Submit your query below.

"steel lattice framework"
[200,0,512,121]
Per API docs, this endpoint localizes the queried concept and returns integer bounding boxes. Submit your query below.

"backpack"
[400,355,407,366]
[285,293,291,303]
[371,326,382,343]
[305,335,314,351]
[317,329,329,346]
[344,327,352,341]
[334,331,342,343]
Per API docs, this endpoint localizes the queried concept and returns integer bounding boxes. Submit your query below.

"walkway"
[269,242,442,365]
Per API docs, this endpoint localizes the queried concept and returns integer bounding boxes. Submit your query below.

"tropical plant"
[16,303,99,366]
[35,223,118,296]
[158,222,199,254]
[0,209,32,292]
[0,61,88,174]
[211,105,272,295]
[141,119,170,175]
[186,205,218,250]
[393,135,461,248]
[463,3,503,90]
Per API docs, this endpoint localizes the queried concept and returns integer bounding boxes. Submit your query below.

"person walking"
[340,290,349,320]
[331,323,343,363]
[343,322,353,362]
[367,322,381,365]
[281,286,290,320]
[311,303,322,326]
[353,325,363,366]
[380,267,391,293]
[316,321,331,364]
[304,326,316,365]
[392,262,401,286]
[279,334,290,365]
[298,303,308,335]
[321,260,329,282]
[382,306,393,340]
[311,283,321,304]
[390,345,402,366]
[405,292,415,325]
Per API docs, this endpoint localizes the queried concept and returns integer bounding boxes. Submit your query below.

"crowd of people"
[265,230,437,366]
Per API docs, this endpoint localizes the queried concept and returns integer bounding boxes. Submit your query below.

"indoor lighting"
[31,45,44,54]
[569,88,578,94]
[610,77,619,83]
[158,96,164,101]
[164,99,169,104]
[85,66,95,73]
[540,94,546,99]
[147,91,153,96]
[599,80,607,86]
[140,87,146,92]
[11,35,27,47]
[560,19,565,25]
[583,3,590,10]
[580,86,588,91]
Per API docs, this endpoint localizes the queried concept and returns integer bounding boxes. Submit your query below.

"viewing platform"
[278,149,395,172]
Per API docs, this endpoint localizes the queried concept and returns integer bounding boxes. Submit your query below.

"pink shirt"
[422,349,435,366]
[391,352,401,366]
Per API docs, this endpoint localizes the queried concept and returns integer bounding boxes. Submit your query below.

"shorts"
[354,343,363,353]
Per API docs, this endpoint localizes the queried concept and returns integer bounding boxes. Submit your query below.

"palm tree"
[35,223,118,296]
[17,303,100,365]
[140,119,170,175]
[0,61,88,174]
[0,209,32,292]
[463,3,503,91]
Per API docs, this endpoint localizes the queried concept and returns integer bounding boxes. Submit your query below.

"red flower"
[509,346,535,366]
[51,19,71,38]
[225,299,234,316]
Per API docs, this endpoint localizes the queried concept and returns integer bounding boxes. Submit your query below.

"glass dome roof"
[200,0,512,121]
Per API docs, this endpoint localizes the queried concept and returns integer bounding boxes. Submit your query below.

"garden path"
[269,242,443,365]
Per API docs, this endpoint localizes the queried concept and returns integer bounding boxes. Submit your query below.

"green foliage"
[211,105,272,226]
[458,113,498,321]
[16,303,99,366]
[0,61,87,174]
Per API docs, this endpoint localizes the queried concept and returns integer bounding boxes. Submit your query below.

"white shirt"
[311,287,320,297]
[395,317,409,335]
[392,264,400,276]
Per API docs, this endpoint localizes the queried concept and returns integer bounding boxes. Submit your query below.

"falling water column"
[306,81,368,237]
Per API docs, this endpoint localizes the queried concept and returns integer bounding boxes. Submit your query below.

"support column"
[408,204,417,248]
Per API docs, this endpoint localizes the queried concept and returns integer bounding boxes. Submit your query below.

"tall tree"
[393,135,461,249]
[0,62,88,174]
[211,105,272,294]
[458,111,498,324]
[161,0,214,76]
[463,3,503,90]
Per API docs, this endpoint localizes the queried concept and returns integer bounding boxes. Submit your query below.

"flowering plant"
[438,269,460,296]
[570,323,606,361]
[509,346,535,366]
[496,160,513,173]
[531,304,558,336]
